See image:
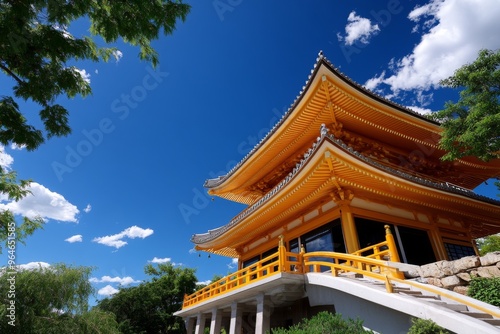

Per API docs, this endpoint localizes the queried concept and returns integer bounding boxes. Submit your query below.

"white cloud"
[65,234,83,243]
[407,106,434,115]
[0,182,79,222]
[149,257,171,264]
[113,50,123,63]
[10,143,25,151]
[18,262,51,270]
[339,11,380,46]
[227,258,238,269]
[84,204,92,213]
[0,146,14,170]
[74,68,90,84]
[92,225,154,249]
[89,275,140,286]
[98,285,119,296]
[53,24,73,40]
[364,71,386,91]
[196,280,212,286]
[366,0,500,99]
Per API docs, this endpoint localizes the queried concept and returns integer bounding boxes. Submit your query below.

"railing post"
[278,235,286,272]
[384,225,405,280]
[384,225,401,263]
[296,244,305,273]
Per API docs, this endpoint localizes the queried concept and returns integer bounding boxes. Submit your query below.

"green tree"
[432,49,500,162]
[408,318,449,334]
[467,276,500,307]
[0,0,190,249]
[97,262,197,334]
[476,234,500,255]
[270,311,372,334]
[0,169,44,253]
[0,263,119,333]
[196,273,224,290]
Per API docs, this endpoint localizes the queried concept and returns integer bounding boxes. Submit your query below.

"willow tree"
[0,264,120,333]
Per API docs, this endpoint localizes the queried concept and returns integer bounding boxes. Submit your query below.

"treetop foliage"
[0,169,44,253]
[0,0,189,252]
[0,263,120,333]
[269,311,372,334]
[0,0,190,151]
[477,234,500,256]
[98,262,197,334]
[432,49,500,161]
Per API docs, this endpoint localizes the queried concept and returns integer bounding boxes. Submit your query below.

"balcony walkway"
[175,228,500,333]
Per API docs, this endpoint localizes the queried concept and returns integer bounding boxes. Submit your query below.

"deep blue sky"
[1,0,500,301]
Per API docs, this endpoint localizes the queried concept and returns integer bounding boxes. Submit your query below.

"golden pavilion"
[175,52,500,334]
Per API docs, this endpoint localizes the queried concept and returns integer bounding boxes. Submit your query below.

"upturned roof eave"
[203,51,440,192]
[194,126,500,249]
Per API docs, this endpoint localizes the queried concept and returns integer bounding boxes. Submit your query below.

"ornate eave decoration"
[203,51,439,191]
[193,125,500,246]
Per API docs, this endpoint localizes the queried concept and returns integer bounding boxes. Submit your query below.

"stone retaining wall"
[407,251,500,295]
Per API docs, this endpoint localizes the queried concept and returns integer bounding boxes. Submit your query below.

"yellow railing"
[182,245,302,308]
[303,251,402,292]
[387,276,500,319]
[181,226,500,320]
[182,226,400,309]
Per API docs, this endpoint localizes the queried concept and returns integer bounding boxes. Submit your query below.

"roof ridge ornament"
[317,50,324,60]
[320,123,329,138]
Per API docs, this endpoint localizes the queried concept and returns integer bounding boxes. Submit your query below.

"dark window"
[445,243,475,260]
[355,218,388,250]
[355,217,437,265]
[262,247,279,272]
[303,226,334,253]
[397,226,436,265]
[289,239,300,254]
[242,255,259,268]
[303,223,335,272]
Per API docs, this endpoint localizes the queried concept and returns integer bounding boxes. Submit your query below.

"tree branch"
[0,61,24,85]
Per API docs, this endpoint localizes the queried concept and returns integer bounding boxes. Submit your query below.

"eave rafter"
[321,75,337,124]
[194,127,500,254]
[205,55,500,204]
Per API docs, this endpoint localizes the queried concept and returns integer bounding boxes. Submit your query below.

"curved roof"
[204,52,500,205]
[194,125,500,257]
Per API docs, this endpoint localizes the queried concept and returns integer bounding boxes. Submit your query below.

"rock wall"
[408,251,500,295]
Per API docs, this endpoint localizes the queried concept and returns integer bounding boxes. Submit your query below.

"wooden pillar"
[339,203,359,253]
[255,293,270,334]
[195,312,208,334]
[429,215,448,260]
[229,301,242,334]
[210,307,222,334]
[278,235,287,272]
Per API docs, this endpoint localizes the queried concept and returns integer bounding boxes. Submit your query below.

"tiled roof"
[193,124,500,244]
[204,51,439,189]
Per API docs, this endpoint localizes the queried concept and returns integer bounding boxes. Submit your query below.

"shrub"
[407,318,449,334]
[467,276,500,307]
[269,311,372,334]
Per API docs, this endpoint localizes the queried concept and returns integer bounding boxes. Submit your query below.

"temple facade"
[175,53,500,334]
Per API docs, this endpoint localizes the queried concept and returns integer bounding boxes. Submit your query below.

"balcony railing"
[182,225,401,309]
